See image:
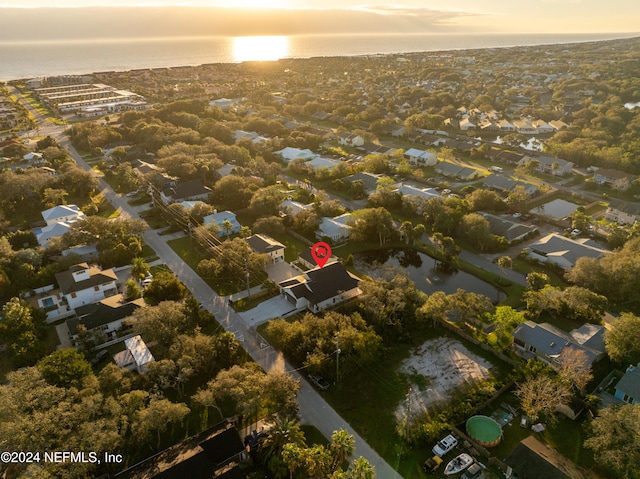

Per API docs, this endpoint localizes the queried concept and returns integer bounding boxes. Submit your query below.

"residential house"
[67,294,144,343]
[614,364,640,405]
[512,320,606,368]
[395,184,441,201]
[483,174,539,196]
[23,152,44,163]
[298,247,338,269]
[513,118,538,134]
[279,199,313,216]
[54,263,118,310]
[208,98,236,110]
[278,262,361,313]
[506,436,596,479]
[203,210,241,237]
[306,157,340,171]
[593,168,636,191]
[532,119,554,134]
[478,119,500,131]
[234,130,267,143]
[498,119,516,132]
[605,200,640,225]
[317,213,353,242]
[337,133,365,147]
[343,172,385,195]
[246,234,285,263]
[435,161,483,181]
[275,147,318,163]
[404,148,437,166]
[459,118,476,131]
[525,233,609,270]
[360,142,396,155]
[535,156,574,176]
[41,204,85,226]
[36,221,75,248]
[549,120,569,131]
[482,214,538,243]
[113,335,154,373]
[114,422,246,479]
[160,179,211,205]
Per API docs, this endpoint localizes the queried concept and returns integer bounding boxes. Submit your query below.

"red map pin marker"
[311,242,331,268]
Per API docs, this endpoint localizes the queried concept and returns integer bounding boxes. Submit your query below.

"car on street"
[512,212,522,218]
[570,229,582,237]
[432,434,458,456]
[308,374,330,391]
[422,455,443,473]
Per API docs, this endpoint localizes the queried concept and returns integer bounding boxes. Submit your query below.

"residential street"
[46,127,404,479]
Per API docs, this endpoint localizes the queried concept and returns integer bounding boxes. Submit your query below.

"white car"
[432,434,458,456]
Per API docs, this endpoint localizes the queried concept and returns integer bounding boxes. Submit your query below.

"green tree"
[37,349,92,388]
[132,398,190,450]
[605,313,640,365]
[143,271,187,304]
[260,417,307,468]
[0,298,46,366]
[584,404,640,479]
[131,256,149,280]
[526,272,550,291]
[351,207,394,245]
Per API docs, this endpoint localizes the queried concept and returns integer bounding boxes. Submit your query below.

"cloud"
[0,5,481,41]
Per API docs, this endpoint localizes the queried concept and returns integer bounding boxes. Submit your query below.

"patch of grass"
[128,194,151,206]
[150,264,173,276]
[301,425,330,446]
[271,231,310,262]
[542,417,595,468]
[140,244,157,260]
[139,208,170,229]
[94,194,119,219]
[511,257,568,288]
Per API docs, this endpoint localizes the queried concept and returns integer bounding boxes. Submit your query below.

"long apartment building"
[34,83,146,113]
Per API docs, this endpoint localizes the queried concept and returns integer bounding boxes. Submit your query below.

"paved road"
[36,117,404,478]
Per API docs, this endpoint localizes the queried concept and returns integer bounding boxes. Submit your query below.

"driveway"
[238,295,298,326]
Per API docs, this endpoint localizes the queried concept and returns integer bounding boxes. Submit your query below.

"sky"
[0,1,638,38]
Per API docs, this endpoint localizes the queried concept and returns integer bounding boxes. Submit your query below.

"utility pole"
[335,334,341,385]
[244,258,250,297]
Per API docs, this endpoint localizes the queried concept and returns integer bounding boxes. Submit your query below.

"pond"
[355,248,505,302]
[535,198,580,219]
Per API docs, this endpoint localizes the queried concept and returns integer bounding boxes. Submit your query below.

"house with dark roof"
[605,200,640,225]
[66,294,144,343]
[298,247,338,270]
[534,155,574,176]
[278,262,361,313]
[435,161,483,181]
[54,263,118,310]
[593,168,636,190]
[614,363,640,405]
[482,214,538,243]
[483,174,539,196]
[343,172,386,195]
[160,179,212,205]
[246,234,285,263]
[512,320,606,368]
[115,421,245,479]
[505,436,595,479]
[525,233,609,270]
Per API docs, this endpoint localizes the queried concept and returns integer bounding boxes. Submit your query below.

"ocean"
[0,32,636,82]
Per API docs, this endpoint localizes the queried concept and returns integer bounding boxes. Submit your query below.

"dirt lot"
[396,337,495,423]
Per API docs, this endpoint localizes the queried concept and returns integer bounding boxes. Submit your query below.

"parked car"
[432,434,458,456]
[512,212,522,218]
[442,189,452,196]
[461,463,482,479]
[308,374,330,391]
[422,455,444,473]
[90,349,109,366]
[570,229,582,237]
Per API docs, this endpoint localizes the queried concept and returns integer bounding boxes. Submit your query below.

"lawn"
[139,208,170,229]
[511,257,568,288]
[270,231,310,262]
[301,425,330,446]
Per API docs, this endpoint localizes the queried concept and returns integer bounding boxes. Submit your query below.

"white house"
[513,119,538,134]
[209,98,236,110]
[317,213,353,242]
[114,335,155,373]
[605,200,640,225]
[203,210,241,236]
[532,119,554,134]
[525,233,609,270]
[278,262,361,313]
[337,133,365,147]
[404,148,437,166]
[306,157,340,171]
[395,184,441,201]
[275,147,318,163]
[246,234,285,263]
[36,221,75,248]
[54,263,118,310]
[459,118,476,131]
[498,119,516,132]
[41,204,85,227]
[279,199,313,216]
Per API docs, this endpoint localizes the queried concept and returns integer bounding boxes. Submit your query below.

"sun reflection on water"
[232,36,288,62]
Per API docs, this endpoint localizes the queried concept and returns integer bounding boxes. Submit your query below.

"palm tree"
[330,429,355,472]
[221,219,234,238]
[260,417,306,466]
[131,257,149,281]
